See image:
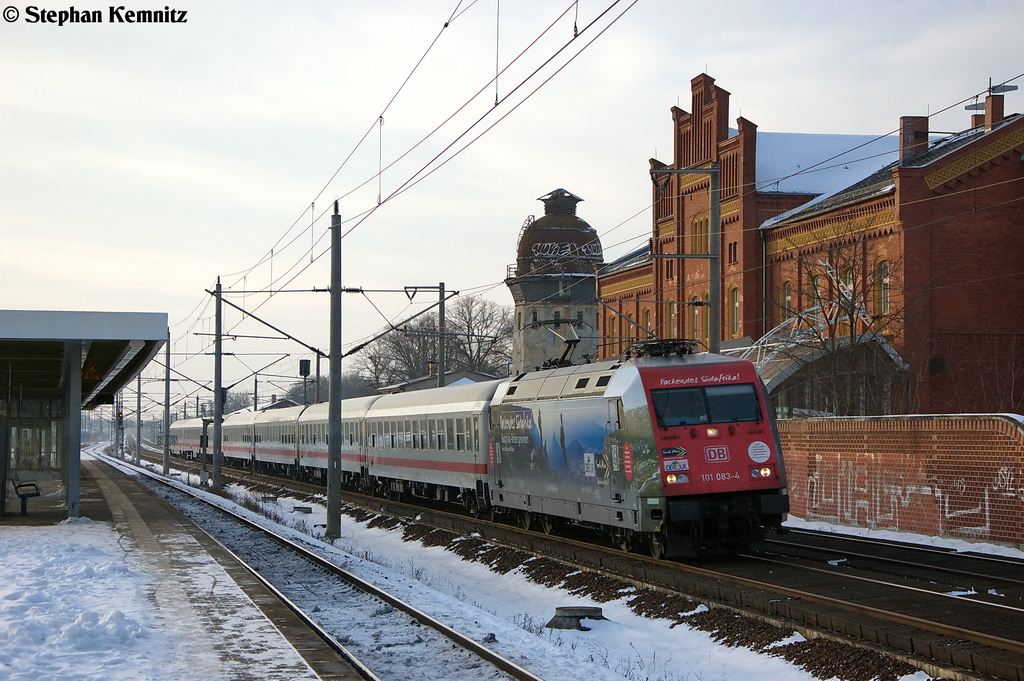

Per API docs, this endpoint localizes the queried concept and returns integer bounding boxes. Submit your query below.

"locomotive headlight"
[760,467,772,477]
[751,466,773,478]
[706,427,719,437]
[666,474,677,483]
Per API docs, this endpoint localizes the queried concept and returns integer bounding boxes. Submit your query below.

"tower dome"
[515,189,603,277]
[506,189,605,374]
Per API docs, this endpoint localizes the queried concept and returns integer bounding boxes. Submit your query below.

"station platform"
[2,455,363,681]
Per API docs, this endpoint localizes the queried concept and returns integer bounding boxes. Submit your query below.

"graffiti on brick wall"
[804,457,933,528]
[802,455,1024,542]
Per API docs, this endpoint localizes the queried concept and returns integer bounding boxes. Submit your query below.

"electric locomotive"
[488,340,787,557]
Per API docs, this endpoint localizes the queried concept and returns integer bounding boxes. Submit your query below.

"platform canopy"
[0,310,167,409]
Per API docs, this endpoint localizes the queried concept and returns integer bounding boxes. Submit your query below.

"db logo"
[704,446,730,463]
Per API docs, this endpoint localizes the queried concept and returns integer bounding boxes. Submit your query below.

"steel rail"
[103,452,547,681]
[763,535,1024,589]
[779,527,1024,569]
[737,552,1024,615]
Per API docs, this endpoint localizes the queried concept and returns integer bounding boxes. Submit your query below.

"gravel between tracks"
[384,517,929,681]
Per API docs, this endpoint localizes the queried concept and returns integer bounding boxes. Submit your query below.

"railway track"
[100,451,543,681]
[132,446,1024,680]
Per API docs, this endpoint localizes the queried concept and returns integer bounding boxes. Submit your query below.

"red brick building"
[597,74,1024,416]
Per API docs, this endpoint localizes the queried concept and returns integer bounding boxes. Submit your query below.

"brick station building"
[597,74,1024,416]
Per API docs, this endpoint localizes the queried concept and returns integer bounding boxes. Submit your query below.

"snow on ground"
[2,446,976,680]
[0,518,169,680]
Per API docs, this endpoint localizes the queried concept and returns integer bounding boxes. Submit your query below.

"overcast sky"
[3,0,1021,413]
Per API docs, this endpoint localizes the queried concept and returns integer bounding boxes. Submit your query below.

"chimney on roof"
[985,94,1005,131]
[899,116,929,162]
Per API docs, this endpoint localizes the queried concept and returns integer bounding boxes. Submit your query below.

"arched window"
[643,309,652,337]
[874,260,890,316]
[729,286,740,337]
[841,267,855,301]
[626,313,635,345]
[608,316,617,355]
[781,280,792,321]
[691,217,709,255]
[666,301,676,339]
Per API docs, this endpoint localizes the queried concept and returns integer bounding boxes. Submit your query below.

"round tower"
[505,189,604,374]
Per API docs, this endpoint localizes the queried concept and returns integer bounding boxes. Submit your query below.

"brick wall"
[778,415,1024,548]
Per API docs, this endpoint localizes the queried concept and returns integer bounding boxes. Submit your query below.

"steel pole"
[135,372,142,465]
[327,202,343,540]
[213,277,223,490]
[437,282,446,388]
[649,165,722,353]
[708,162,721,354]
[162,327,170,475]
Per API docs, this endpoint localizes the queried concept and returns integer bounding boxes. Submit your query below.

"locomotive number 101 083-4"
[702,472,740,482]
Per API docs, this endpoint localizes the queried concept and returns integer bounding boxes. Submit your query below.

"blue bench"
[12,480,40,515]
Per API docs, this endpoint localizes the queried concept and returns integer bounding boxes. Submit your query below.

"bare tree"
[753,239,909,416]
[223,390,255,414]
[280,372,376,404]
[446,295,514,377]
[351,294,513,388]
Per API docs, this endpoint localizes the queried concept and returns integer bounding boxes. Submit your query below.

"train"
[169,341,788,557]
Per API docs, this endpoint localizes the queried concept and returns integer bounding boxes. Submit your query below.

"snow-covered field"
[8,447,1012,681]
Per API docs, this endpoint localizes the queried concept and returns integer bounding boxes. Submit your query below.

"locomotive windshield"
[651,383,761,427]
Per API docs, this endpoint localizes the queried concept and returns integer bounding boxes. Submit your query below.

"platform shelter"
[0,310,167,519]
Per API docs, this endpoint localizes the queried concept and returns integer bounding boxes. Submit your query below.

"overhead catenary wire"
[162,49,1021,408]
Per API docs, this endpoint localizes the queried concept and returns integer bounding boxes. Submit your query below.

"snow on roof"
[755,131,901,196]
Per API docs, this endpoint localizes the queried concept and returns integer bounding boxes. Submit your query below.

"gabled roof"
[761,113,1022,230]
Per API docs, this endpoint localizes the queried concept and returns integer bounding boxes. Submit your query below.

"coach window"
[412,421,420,449]
[473,415,480,451]
[446,418,456,451]
[456,419,466,451]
